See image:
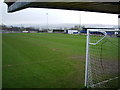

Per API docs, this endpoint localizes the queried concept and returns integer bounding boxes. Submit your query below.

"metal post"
[85,29,90,87]
[79,11,81,30]
[46,13,48,31]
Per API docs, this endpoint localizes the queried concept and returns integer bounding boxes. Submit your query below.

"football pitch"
[2,33,86,88]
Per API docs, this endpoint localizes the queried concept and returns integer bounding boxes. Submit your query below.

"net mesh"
[87,29,119,88]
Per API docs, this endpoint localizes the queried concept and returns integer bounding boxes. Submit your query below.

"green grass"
[2,33,119,88]
[2,33,86,88]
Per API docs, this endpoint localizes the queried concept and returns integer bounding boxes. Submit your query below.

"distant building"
[66,30,79,34]
[48,29,65,33]
[29,31,38,33]
[106,30,120,37]
[48,29,53,33]
[53,29,65,33]
[22,31,29,33]
[80,30,87,34]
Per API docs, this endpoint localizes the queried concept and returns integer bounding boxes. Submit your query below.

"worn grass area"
[2,33,86,88]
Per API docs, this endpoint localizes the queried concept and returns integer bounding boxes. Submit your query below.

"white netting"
[86,29,119,88]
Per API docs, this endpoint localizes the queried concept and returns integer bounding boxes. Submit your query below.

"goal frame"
[84,28,119,88]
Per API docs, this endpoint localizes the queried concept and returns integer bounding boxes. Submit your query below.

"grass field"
[2,33,119,88]
[2,33,86,88]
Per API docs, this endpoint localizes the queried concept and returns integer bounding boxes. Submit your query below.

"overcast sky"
[0,2,118,26]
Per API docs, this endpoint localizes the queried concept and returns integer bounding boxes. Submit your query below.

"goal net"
[85,29,119,88]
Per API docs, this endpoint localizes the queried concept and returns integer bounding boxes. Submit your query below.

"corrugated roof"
[4,1,119,14]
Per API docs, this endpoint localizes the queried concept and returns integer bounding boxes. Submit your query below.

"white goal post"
[85,28,119,88]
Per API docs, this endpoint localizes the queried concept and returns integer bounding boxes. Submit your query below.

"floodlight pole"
[79,11,81,30]
[46,13,48,31]
[85,29,90,88]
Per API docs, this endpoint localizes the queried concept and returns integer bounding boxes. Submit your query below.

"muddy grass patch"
[68,55,85,61]
[51,48,61,52]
